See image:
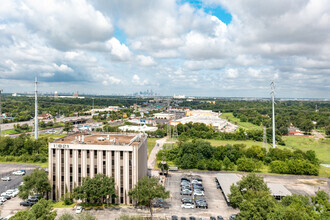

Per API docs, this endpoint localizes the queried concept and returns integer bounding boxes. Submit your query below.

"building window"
[94,165,97,174]
[120,151,123,160]
[70,165,72,174]
[94,150,97,159]
[87,150,90,159]
[52,149,56,155]
[87,165,90,175]
[70,149,72,158]
[78,150,81,158]
[78,165,81,174]
[103,150,106,159]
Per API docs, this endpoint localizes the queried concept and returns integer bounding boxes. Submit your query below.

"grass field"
[282,136,330,164]
[207,139,271,149]
[0,160,48,167]
[220,112,262,130]
[52,201,76,208]
[147,138,159,158]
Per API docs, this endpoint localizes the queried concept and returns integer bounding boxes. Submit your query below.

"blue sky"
[0,0,329,98]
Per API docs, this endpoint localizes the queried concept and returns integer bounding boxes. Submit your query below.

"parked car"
[1,176,11,181]
[229,214,237,220]
[181,217,187,220]
[210,217,216,220]
[76,206,83,214]
[181,177,190,182]
[12,170,25,176]
[195,201,208,209]
[189,217,196,220]
[193,190,204,196]
[181,203,194,209]
[181,198,193,204]
[0,197,7,202]
[172,216,178,220]
[180,189,192,196]
[191,180,202,185]
[217,216,224,220]
[1,195,10,200]
[20,200,34,206]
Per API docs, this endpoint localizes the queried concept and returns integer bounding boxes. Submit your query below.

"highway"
[0,115,92,131]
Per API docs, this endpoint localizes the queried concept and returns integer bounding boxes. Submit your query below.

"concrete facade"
[48,132,148,204]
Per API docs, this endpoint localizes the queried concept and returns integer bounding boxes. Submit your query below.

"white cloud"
[40,72,55,77]
[106,38,132,61]
[132,74,149,86]
[137,55,156,66]
[226,68,238,78]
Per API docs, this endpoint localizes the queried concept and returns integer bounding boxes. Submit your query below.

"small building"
[119,125,158,132]
[153,113,175,120]
[38,113,53,120]
[267,183,292,200]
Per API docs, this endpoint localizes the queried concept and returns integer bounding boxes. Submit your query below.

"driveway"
[148,137,168,169]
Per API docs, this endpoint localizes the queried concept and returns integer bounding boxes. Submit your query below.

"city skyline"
[0,0,329,98]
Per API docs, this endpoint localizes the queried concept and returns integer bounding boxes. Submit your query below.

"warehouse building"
[48,132,148,204]
[216,173,292,205]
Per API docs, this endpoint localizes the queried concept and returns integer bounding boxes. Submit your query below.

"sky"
[0,0,329,98]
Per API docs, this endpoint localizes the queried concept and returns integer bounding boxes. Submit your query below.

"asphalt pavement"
[0,164,40,195]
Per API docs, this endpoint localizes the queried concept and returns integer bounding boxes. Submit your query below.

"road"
[0,115,92,131]
[148,137,168,169]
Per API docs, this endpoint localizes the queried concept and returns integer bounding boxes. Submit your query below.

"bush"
[236,158,256,172]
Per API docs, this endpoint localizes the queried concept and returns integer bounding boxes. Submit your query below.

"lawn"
[220,112,262,130]
[282,136,330,164]
[147,138,159,158]
[52,201,76,208]
[0,160,48,168]
[207,139,272,149]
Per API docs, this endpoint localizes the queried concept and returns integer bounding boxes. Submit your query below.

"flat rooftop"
[52,133,143,146]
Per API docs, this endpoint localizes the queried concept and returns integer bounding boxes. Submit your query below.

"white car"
[76,206,83,214]
[193,190,205,196]
[181,203,194,209]
[1,176,11,181]
[12,171,25,176]
[0,196,6,202]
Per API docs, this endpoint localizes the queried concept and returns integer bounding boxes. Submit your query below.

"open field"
[147,138,159,158]
[282,136,330,164]
[220,112,262,130]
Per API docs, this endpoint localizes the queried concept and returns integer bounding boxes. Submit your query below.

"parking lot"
[0,163,40,218]
[164,172,239,219]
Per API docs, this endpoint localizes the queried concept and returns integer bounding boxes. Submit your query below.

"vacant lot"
[220,113,262,130]
[283,136,330,164]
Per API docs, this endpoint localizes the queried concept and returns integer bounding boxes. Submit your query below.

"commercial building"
[48,132,148,204]
[119,125,158,132]
[153,113,175,120]
[216,173,292,204]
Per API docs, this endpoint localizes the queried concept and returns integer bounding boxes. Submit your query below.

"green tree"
[223,156,231,170]
[73,174,116,204]
[18,168,51,199]
[229,174,275,219]
[58,212,74,220]
[63,122,74,133]
[129,176,169,219]
[11,199,57,220]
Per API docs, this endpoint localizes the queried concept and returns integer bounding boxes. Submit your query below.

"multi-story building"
[48,132,148,204]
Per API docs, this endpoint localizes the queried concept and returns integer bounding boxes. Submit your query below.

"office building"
[48,132,148,204]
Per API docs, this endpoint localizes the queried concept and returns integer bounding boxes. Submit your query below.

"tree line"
[179,99,330,134]
[158,139,319,175]
[0,134,49,163]
[176,122,285,145]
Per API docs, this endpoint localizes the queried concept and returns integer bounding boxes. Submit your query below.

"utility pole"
[0,89,3,137]
[263,126,267,150]
[271,81,275,148]
[35,76,38,139]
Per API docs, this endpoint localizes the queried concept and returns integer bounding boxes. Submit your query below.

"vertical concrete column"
[82,150,87,177]
[48,147,52,185]
[123,151,129,204]
[56,149,61,199]
[90,150,95,178]
[132,147,138,185]
[98,150,103,174]
[73,150,78,185]
[106,151,111,176]
[64,150,70,194]
[115,151,120,202]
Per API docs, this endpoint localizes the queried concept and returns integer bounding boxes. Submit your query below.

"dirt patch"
[298,179,327,186]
